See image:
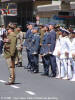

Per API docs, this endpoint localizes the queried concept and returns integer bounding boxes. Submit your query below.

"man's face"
[29,25,33,30]
[72,34,75,38]
[62,32,68,37]
[17,28,21,32]
[69,33,75,39]
[58,31,62,35]
[43,26,47,31]
[8,29,12,34]
[27,25,30,29]
[14,24,17,28]
[49,25,53,30]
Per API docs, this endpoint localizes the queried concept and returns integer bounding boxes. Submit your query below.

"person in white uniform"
[60,29,72,79]
[69,31,75,81]
[0,25,6,54]
[53,29,62,79]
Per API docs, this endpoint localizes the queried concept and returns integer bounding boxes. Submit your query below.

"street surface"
[0,50,75,100]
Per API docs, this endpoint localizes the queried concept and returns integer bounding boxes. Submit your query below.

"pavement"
[0,50,75,100]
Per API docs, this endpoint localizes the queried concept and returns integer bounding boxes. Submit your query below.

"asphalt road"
[0,50,75,100]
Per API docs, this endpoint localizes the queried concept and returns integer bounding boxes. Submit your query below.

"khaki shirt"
[40,29,45,44]
[16,31,24,50]
[4,32,17,59]
[14,28,18,35]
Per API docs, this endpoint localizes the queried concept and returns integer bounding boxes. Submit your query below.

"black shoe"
[27,68,31,71]
[24,65,31,69]
[33,70,39,73]
[24,66,28,69]
[49,74,56,78]
[15,64,19,67]
[41,73,49,76]
[18,62,23,67]
[30,68,34,72]
[5,81,14,85]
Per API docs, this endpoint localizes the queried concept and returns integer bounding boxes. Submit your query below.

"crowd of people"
[0,21,75,85]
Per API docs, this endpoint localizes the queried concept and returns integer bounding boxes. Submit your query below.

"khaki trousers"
[6,57,15,82]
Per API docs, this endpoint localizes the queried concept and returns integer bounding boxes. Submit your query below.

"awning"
[37,4,61,12]
[37,1,61,12]
[1,0,32,2]
[37,2,75,12]
[1,0,11,2]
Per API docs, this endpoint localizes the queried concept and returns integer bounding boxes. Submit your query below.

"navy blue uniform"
[24,29,33,69]
[29,33,40,72]
[40,32,50,75]
[48,29,57,77]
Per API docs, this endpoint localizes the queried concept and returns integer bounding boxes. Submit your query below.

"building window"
[40,18,50,24]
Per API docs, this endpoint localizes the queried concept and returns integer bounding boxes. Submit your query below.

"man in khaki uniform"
[4,27,17,85]
[39,24,45,44]
[16,26,24,67]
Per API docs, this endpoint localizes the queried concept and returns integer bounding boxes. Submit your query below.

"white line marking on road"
[11,85,20,89]
[25,91,36,95]
[0,80,6,83]
[0,80,20,89]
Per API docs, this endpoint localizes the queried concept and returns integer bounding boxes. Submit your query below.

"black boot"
[18,62,23,67]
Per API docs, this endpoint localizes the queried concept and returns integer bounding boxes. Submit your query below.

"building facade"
[1,0,75,28]
[37,0,75,27]
[13,0,75,27]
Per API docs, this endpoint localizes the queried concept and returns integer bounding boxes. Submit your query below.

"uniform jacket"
[40,32,50,55]
[60,36,70,59]
[30,33,40,54]
[48,30,56,53]
[4,32,17,59]
[24,29,33,50]
[25,29,32,39]
[16,31,24,50]
[60,36,75,59]
[53,35,62,56]
[67,38,75,58]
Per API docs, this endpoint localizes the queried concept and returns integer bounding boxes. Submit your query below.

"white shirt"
[69,38,75,58]
[0,30,3,41]
[0,28,6,41]
[53,35,62,56]
[60,37,75,58]
[60,36,70,59]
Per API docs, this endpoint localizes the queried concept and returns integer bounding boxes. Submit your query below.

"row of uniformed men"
[24,22,57,78]
[54,27,75,81]
[24,22,75,82]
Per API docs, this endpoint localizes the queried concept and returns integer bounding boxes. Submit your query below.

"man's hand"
[40,43,42,46]
[57,51,61,57]
[40,54,43,58]
[48,44,51,46]
[72,53,75,59]
[65,52,69,58]
[4,38,10,43]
